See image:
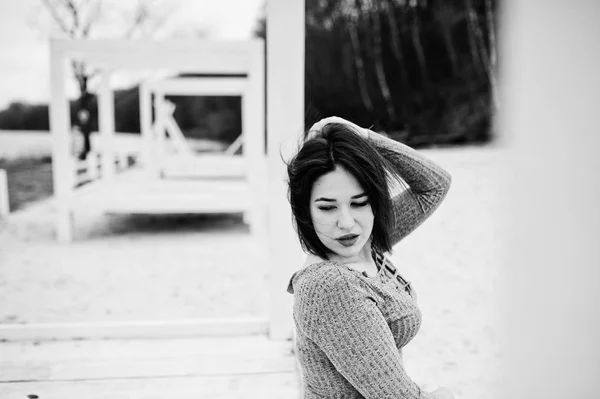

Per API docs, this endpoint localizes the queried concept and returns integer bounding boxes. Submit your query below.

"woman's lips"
[336,234,359,247]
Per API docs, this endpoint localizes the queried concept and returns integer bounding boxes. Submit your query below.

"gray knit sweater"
[287,132,452,398]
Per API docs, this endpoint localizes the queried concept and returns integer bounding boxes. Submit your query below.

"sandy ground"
[0,145,505,399]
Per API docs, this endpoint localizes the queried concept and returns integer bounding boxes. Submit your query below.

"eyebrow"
[314,193,368,202]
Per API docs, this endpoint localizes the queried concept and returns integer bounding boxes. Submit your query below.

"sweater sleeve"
[296,267,435,399]
[367,131,452,246]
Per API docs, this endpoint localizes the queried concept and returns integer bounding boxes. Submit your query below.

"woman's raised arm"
[366,131,451,246]
[308,116,452,247]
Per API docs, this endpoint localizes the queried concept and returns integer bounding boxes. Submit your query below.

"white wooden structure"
[49,3,304,340]
[139,77,250,179]
[51,39,267,243]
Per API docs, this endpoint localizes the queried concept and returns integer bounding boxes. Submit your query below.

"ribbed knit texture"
[287,131,451,399]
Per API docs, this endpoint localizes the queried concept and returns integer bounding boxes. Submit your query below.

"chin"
[329,241,366,259]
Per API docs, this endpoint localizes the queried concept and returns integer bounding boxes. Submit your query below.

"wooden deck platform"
[0,336,301,399]
[73,168,253,215]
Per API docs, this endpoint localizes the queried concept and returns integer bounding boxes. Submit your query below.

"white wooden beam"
[56,39,259,57]
[57,39,261,72]
[145,78,248,96]
[0,318,269,342]
[139,82,153,174]
[50,40,74,242]
[267,0,306,340]
[1,353,296,382]
[154,90,167,174]
[98,70,116,181]
[162,101,195,156]
[245,41,267,240]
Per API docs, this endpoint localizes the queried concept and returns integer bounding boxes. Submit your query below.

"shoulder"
[290,262,378,338]
[289,261,349,293]
[290,262,368,312]
[289,262,359,330]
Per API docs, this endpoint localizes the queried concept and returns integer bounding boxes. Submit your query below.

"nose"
[337,207,355,230]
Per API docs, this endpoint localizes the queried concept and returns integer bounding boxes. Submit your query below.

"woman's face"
[310,165,374,262]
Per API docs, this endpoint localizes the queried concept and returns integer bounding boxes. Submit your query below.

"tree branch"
[81,0,102,37]
[40,0,71,34]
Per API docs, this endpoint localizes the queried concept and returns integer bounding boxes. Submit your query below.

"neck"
[304,241,375,268]
[328,243,372,266]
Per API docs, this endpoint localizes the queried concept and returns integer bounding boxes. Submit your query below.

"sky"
[0,0,265,110]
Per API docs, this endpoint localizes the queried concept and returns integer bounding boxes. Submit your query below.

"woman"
[286,116,454,399]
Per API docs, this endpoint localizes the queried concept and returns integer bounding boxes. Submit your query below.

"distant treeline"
[0,88,242,145]
[256,0,497,146]
[0,0,496,148]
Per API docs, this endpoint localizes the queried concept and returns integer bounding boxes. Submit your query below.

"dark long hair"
[286,123,397,259]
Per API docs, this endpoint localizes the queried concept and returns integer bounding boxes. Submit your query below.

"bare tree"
[39,0,176,159]
[465,0,499,109]
[371,0,397,121]
[463,0,484,79]
[484,0,499,108]
[433,2,463,76]
[346,0,374,113]
[384,0,409,89]
[408,4,429,88]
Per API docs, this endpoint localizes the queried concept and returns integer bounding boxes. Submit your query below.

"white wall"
[499,1,600,397]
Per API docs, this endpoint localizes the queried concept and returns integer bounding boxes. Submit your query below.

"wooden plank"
[55,39,262,73]
[1,337,293,362]
[225,134,243,155]
[69,170,256,214]
[81,193,251,214]
[0,318,268,342]
[74,172,248,192]
[162,104,195,156]
[1,354,296,382]
[0,372,300,399]
[55,38,262,55]
[160,155,248,178]
[145,78,248,96]
[0,336,300,397]
[98,198,248,214]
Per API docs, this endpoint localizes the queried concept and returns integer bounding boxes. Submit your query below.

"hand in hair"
[307,116,370,141]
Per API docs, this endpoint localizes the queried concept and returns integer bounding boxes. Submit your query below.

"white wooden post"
[98,70,116,181]
[154,91,166,176]
[86,152,99,181]
[50,40,74,242]
[0,169,9,217]
[139,83,154,177]
[245,41,267,239]
[267,0,306,340]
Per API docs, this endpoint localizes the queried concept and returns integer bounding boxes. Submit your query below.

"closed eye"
[352,200,369,208]
[317,206,336,211]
